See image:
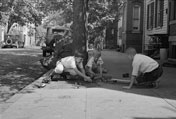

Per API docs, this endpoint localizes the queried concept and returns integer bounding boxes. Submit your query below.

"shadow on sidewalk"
[0,49,46,102]
[17,50,176,106]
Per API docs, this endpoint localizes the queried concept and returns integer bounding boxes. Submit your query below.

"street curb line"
[22,69,53,90]
[0,69,53,114]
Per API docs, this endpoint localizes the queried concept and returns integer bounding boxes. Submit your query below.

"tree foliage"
[0,0,44,33]
[38,0,73,28]
[38,0,124,53]
[0,0,125,47]
[87,0,124,38]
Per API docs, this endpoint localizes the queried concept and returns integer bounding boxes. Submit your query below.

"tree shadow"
[0,49,46,102]
[40,50,176,111]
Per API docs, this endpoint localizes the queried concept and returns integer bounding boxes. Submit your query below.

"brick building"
[121,0,144,53]
[168,0,176,61]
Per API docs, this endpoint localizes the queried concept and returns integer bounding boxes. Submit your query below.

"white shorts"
[54,61,64,74]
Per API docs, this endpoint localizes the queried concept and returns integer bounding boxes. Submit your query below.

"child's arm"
[73,68,92,82]
[97,57,103,77]
[99,64,103,77]
[123,75,136,89]
[87,66,96,76]
[86,57,96,76]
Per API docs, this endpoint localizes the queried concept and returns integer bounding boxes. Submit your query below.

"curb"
[0,69,53,114]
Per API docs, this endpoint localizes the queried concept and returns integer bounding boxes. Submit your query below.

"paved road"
[0,48,46,102]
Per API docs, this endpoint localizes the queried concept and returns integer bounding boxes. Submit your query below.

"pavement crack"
[85,88,88,119]
[151,89,176,110]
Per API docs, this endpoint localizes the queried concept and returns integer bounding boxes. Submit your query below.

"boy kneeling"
[53,52,92,82]
[122,47,163,89]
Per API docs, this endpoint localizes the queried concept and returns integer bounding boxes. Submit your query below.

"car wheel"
[43,50,47,57]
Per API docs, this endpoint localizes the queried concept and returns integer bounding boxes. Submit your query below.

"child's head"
[74,51,84,64]
[125,47,137,60]
[88,42,94,49]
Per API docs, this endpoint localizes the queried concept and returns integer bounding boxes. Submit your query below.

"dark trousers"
[136,65,163,84]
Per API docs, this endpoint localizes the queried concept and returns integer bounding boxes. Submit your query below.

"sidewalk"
[1,50,176,119]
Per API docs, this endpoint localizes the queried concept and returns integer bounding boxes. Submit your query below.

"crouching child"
[123,47,163,89]
[52,52,92,82]
[85,50,105,80]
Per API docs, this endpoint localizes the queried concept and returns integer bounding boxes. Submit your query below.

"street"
[0,48,46,102]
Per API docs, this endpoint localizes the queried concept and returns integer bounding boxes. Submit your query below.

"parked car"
[2,34,24,48]
[42,26,70,57]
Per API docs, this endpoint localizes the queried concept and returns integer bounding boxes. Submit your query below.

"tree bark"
[73,0,88,65]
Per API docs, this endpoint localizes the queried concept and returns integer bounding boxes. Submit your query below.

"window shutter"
[151,2,154,28]
[174,1,176,20]
[147,5,149,29]
[160,0,164,26]
[169,1,171,21]
[155,0,158,28]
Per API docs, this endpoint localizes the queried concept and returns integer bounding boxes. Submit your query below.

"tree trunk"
[73,0,88,65]
[7,21,12,34]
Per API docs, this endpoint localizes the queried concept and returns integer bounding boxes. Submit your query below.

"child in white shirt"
[54,52,92,82]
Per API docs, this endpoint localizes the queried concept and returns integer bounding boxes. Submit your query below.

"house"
[22,23,36,47]
[120,0,144,53]
[168,0,176,62]
[105,21,118,49]
[0,23,36,48]
[117,16,123,51]
[5,23,36,47]
[143,0,169,60]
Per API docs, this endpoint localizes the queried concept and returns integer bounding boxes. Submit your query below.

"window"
[155,0,164,27]
[174,1,176,20]
[170,0,176,21]
[132,5,141,31]
[111,29,114,34]
[147,2,154,29]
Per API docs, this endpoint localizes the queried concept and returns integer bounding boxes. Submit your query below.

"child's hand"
[123,86,131,89]
[90,73,96,77]
[84,76,92,82]
[85,78,92,82]
[94,75,102,79]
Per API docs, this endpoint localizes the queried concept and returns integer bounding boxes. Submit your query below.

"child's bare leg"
[152,65,163,88]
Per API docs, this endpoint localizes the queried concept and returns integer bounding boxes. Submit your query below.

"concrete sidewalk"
[1,50,176,119]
